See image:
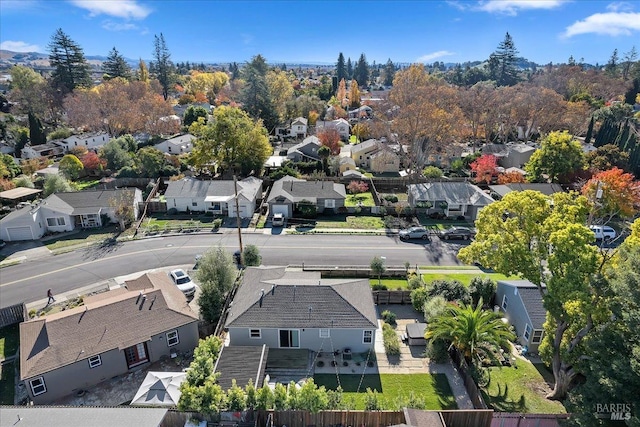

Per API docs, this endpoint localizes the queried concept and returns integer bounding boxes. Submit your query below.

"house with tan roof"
[348,139,400,173]
[19,272,199,404]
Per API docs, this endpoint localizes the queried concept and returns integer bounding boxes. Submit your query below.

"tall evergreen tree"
[336,53,346,84]
[241,55,278,133]
[606,48,619,77]
[152,33,175,100]
[346,57,353,79]
[490,32,520,86]
[103,47,131,80]
[383,58,395,86]
[48,28,91,93]
[28,112,46,145]
[354,53,369,88]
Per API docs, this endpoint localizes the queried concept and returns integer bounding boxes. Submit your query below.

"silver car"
[399,226,430,240]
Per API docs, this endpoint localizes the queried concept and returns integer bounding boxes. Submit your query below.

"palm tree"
[425,299,515,366]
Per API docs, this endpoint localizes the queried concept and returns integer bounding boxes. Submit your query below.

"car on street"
[438,226,475,241]
[169,269,196,297]
[589,225,617,241]
[399,226,430,240]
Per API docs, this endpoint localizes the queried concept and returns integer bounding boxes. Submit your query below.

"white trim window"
[501,295,508,310]
[46,217,66,227]
[88,355,102,368]
[319,329,330,338]
[523,324,531,341]
[166,330,179,347]
[250,329,261,339]
[363,330,373,344]
[531,329,544,344]
[324,199,335,208]
[30,377,46,396]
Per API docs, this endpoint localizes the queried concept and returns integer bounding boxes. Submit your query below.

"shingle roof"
[0,406,169,427]
[20,272,198,380]
[163,134,196,147]
[44,189,136,215]
[225,267,377,329]
[408,182,494,206]
[489,183,564,197]
[214,345,269,390]
[403,408,446,427]
[498,280,547,330]
[287,136,321,159]
[164,178,262,201]
[266,177,346,203]
[350,139,380,155]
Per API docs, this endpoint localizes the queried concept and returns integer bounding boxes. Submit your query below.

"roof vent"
[259,289,265,307]
[271,284,276,295]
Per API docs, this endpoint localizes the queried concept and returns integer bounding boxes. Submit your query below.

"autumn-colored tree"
[184,71,229,103]
[59,154,84,180]
[351,123,369,142]
[81,151,106,172]
[20,157,50,176]
[470,154,498,184]
[266,69,294,122]
[582,167,640,220]
[0,178,15,191]
[308,110,319,126]
[348,79,361,109]
[585,144,630,173]
[335,79,347,108]
[317,128,341,155]
[347,180,369,194]
[497,170,526,184]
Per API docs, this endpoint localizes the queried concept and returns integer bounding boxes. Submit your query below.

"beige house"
[20,272,199,404]
[350,139,399,173]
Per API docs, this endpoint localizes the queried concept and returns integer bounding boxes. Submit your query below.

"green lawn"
[74,178,100,190]
[345,192,375,207]
[315,215,385,229]
[314,373,457,410]
[422,272,518,286]
[369,278,409,290]
[0,324,19,360]
[482,360,567,414]
[43,226,119,251]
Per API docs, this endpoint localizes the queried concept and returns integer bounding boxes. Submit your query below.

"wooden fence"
[0,303,26,328]
[372,290,412,305]
[449,349,488,409]
[255,410,405,427]
[439,410,493,427]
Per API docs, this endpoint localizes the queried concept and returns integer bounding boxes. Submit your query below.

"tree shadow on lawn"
[481,380,527,412]
[533,363,555,388]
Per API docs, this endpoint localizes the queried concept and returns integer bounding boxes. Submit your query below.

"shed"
[406,322,427,346]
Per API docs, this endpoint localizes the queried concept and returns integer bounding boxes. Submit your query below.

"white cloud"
[478,0,566,15]
[416,50,455,63]
[564,11,640,37]
[102,20,138,31]
[69,0,151,19]
[0,0,40,11]
[606,2,634,12]
[0,40,41,52]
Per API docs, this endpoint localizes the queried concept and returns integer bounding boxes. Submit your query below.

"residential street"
[0,232,469,308]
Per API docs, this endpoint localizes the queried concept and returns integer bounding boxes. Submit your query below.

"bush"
[382,323,401,355]
[425,339,449,363]
[384,194,398,203]
[422,166,443,178]
[381,310,397,326]
[427,280,470,303]
[423,296,448,322]
[410,286,429,311]
[408,275,423,290]
[371,283,388,290]
[212,218,223,229]
[243,245,261,266]
[469,277,496,306]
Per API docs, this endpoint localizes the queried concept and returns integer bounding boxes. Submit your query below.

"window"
[523,324,531,341]
[501,295,508,310]
[30,377,46,396]
[88,355,102,368]
[166,330,179,347]
[531,329,544,344]
[363,330,373,344]
[46,217,65,227]
[325,199,335,208]
[192,202,198,207]
[279,330,300,348]
[250,329,261,339]
[211,202,221,211]
[319,329,330,338]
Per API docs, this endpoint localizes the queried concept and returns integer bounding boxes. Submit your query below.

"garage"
[271,204,289,218]
[7,226,34,241]
[229,204,251,218]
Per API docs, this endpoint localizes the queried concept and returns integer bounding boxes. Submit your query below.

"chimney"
[259,289,265,307]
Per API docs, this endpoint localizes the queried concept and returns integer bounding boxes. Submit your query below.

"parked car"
[169,269,196,297]
[589,225,617,241]
[272,213,285,227]
[399,226,430,240]
[438,226,475,241]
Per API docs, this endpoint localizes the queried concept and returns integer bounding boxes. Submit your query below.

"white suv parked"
[589,225,617,241]
[169,269,196,297]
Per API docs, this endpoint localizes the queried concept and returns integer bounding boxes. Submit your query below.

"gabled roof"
[287,136,321,159]
[225,267,377,329]
[266,177,346,203]
[20,272,198,380]
[498,280,547,330]
[291,117,308,126]
[351,139,380,156]
[408,182,494,206]
[164,177,263,202]
[489,183,564,198]
[42,189,137,215]
[160,133,196,147]
[0,406,169,427]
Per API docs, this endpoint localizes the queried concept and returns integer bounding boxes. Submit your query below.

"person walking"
[47,289,55,304]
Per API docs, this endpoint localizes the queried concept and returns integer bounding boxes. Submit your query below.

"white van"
[589,225,616,241]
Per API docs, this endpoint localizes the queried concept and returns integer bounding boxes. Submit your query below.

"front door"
[124,342,149,368]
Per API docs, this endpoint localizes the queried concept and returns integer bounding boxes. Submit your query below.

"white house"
[21,143,64,160]
[316,119,350,140]
[290,117,308,139]
[153,134,196,155]
[52,132,112,152]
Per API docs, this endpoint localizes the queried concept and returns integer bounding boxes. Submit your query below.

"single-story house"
[163,177,263,218]
[35,164,61,178]
[20,272,200,404]
[489,183,564,199]
[482,143,536,169]
[21,143,64,160]
[266,176,346,218]
[225,267,378,354]
[286,136,321,162]
[316,118,350,140]
[52,132,112,153]
[0,407,171,427]
[339,156,357,174]
[0,188,142,241]
[348,105,372,120]
[495,280,546,352]
[213,344,269,389]
[153,134,196,155]
[407,182,494,220]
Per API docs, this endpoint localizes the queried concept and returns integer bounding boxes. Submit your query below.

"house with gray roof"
[495,280,547,352]
[286,135,322,162]
[164,177,263,218]
[489,183,564,199]
[482,143,536,169]
[0,406,171,427]
[407,182,494,220]
[153,133,196,155]
[225,267,378,354]
[19,272,199,404]
[0,188,142,241]
[266,176,346,218]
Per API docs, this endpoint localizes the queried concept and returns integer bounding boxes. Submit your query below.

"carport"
[0,187,42,205]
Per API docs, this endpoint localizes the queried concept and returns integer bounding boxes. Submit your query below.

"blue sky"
[1,0,639,65]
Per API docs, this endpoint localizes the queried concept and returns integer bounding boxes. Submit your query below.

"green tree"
[605,48,619,77]
[336,53,347,88]
[59,154,83,180]
[241,55,279,132]
[256,384,274,409]
[489,32,520,86]
[1,154,21,179]
[100,140,133,171]
[178,336,225,413]
[468,277,496,307]
[273,383,288,410]
[458,190,604,400]
[422,166,443,178]
[152,33,174,100]
[354,53,369,87]
[525,131,585,183]
[243,244,262,266]
[370,256,386,285]
[48,28,91,93]
[196,246,237,324]
[28,112,46,145]
[346,57,353,80]
[422,295,448,322]
[298,379,329,413]
[426,299,515,366]
[383,58,395,86]
[136,146,165,177]
[103,47,132,80]
[43,174,74,196]
[226,380,247,411]
[183,105,208,127]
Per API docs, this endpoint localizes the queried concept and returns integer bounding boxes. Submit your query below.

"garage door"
[271,204,289,218]
[229,204,251,218]
[7,226,34,241]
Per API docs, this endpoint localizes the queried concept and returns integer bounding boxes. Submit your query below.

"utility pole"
[233,174,244,264]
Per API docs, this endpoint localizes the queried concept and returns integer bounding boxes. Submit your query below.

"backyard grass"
[43,226,119,251]
[422,272,517,286]
[345,192,375,207]
[314,373,457,410]
[74,178,100,190]
[369,278,409,289]
[0,324,19,360]
[482,359,566,414]
[315,215,385,229]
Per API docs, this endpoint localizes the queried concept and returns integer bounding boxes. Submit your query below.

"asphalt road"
[0,232,469,308]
